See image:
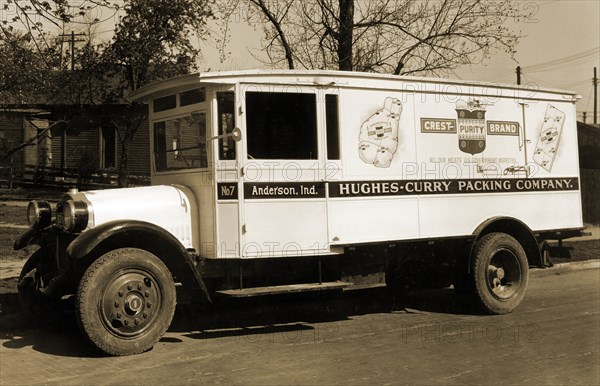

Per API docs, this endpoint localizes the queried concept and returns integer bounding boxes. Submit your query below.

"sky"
[3,0,599,122]
[451,0,600,123]
[197,0,600,123]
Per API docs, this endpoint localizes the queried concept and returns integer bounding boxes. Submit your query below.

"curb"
[0,223,29,229]
[530,260,600,276]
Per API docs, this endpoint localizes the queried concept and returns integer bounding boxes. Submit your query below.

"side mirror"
[208,127,242,142]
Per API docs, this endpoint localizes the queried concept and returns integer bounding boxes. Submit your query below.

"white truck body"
[123,70,582,258]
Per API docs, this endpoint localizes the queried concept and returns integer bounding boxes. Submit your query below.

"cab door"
[213,88,242,258]
[239,85,330,258]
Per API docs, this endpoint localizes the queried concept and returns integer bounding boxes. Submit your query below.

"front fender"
[13,227,42,250]
[67,220,211,303]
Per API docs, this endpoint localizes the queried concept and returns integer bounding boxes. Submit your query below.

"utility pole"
[59,32,86,70]
[57,31,85,172]
[594,67,598,124]
[516,66,521,85]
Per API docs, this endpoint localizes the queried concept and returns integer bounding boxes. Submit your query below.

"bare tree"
[2,0,213,187]
[231,0,526,76]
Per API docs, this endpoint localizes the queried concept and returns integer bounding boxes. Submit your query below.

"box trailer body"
[133,71,583,259]
[15,70,584,356]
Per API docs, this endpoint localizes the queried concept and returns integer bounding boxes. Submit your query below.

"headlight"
[63,200,89,232]
[27,201,52,228]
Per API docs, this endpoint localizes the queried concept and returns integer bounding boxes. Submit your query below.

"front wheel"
[470,232,529,314]
[76,248,176,356]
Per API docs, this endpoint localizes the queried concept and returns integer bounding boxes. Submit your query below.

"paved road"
[1,267,598,385]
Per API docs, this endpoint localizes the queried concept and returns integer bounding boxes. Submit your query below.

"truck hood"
[77,185,197,249]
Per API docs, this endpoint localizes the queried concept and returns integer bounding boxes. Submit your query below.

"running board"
[216,281,352,298]
[342,282,387,291]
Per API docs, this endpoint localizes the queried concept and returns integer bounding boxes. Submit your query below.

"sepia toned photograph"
[1,0,599,384]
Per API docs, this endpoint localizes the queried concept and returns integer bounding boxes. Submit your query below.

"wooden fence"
[580,168,600,225]
[1,164,149,190]
[0,165,15,188]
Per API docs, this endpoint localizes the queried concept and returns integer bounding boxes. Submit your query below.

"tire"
[76,248,176,356]
[18,250,61,324]
[470,232,529,315]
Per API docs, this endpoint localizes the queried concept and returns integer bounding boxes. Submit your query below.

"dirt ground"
[0,186,65,202]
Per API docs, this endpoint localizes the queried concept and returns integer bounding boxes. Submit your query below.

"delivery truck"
[15,70,585,355]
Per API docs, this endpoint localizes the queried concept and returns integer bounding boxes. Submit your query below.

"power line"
[481,69,515,82]
[529,56,599,74]
[525,48,600,73]
[478,48,600,83]
[521,73,548,87]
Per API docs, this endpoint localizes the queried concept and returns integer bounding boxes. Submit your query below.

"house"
[0,107,51,183]
[0,104,150,187]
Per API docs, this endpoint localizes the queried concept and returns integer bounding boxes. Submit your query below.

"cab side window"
[217,92,236,160]
[246,91,318,160]
[325,94,340,160]
[153,113,207,172]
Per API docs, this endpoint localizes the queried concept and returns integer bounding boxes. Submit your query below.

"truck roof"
[127,69,579,103]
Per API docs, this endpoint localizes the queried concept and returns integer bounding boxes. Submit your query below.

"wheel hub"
[496,267,505,280]
[125,294,143,316]
[487,248,522,301]
[100,271,162,337]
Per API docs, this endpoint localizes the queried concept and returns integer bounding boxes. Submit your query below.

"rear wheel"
[76,248,176,356]
[470,232,529,314]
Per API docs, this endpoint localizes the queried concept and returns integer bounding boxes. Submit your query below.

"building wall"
[578,122,600,169]
[2,106,150,186]
[22,119,38,167]
[116,106,151,177]
[577,122,600,224]
[0,113,24,177]
[51,127,100,171]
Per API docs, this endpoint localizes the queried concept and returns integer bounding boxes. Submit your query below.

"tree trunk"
[116,104,144,188]
[117,138,130,188]
[338,0,354,71]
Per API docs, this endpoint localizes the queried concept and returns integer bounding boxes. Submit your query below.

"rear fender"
[471,217,543,269]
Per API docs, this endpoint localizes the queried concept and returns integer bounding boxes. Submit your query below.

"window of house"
[0,130,5,150]
[325,94,340,160]
[153,112,207,172]
[180,88,205,106]
[153,94,177,113]
[101,126,116,169]
[217,92,236,160]
[246,91,317,159]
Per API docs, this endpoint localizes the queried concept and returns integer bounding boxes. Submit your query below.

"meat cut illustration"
[533,104,565,172]
[358,97,402,168]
